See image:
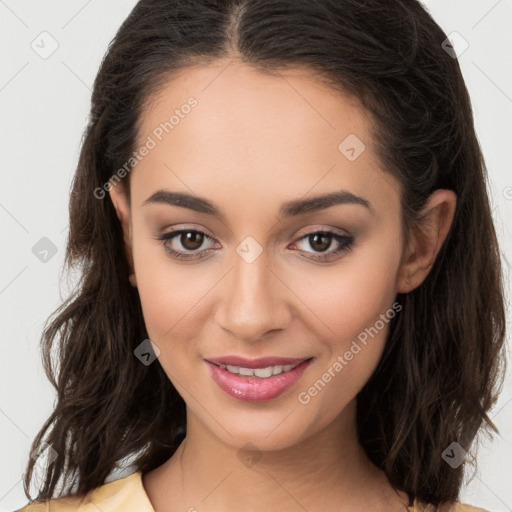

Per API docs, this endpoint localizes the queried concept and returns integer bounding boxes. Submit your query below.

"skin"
[109,59,457,512]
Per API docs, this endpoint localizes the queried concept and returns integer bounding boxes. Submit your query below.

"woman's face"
[111,61,408,451]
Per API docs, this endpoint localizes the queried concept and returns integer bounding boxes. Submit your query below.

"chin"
[191,399,326,454]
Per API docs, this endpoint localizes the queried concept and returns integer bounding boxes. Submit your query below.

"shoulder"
[451,504,492,512]
[14,470,154,512]
[409,498,492,512]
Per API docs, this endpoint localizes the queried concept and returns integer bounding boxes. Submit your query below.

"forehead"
[138,60,370,152]
[131,60,400,217]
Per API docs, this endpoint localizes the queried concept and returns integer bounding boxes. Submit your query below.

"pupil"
[310,233,330,252]
[183,231,203,250]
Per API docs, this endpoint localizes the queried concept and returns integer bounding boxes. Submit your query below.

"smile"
[205,357,314,402]
[220,362,301,378]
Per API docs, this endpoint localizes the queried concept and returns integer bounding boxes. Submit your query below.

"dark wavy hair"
[22,0,507,509]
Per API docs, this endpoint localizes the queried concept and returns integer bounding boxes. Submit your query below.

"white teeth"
[219,362,301,378]
[272,365,283,375]
[254,367,273,378]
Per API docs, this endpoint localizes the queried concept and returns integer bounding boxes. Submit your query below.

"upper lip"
[206,355,312,368]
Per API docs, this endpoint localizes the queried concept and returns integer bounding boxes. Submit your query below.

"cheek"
[293,233,402,409]
[293,233,402,348]
[130,227,209,347]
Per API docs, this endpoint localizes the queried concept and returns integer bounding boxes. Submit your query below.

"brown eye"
[308,232,332,252]
[293,230,354,262]
[180,231,204,251]
[155,228,353,263]
[155,229,217,260]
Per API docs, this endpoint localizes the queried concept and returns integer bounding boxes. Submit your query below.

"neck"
[143,399,410,512]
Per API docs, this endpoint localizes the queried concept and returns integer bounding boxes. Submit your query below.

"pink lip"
[205,357,313,402]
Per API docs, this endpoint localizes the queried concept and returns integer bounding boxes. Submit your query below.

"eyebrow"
[141,189,372,220]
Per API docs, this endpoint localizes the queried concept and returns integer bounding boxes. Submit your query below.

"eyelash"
[154,228,354,262]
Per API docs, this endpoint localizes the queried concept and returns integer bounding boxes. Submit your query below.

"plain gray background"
[1,1,511,511]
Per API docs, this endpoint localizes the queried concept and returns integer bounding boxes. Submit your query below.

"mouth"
[205,356,314,402]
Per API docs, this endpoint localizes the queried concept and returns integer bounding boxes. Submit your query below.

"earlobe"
[396,189,457,293]
[109,182,137,287]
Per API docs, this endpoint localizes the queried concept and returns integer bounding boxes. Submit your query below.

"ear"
[397,189,457,293]
[109,182,137,287]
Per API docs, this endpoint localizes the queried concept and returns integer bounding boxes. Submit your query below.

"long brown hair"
[22,0,507,508]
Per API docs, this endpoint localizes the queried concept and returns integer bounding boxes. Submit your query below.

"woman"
[16,0,506,511]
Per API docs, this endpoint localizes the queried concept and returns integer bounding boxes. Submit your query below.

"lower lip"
[205,359,313,402]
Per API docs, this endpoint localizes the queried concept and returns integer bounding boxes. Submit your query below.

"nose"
[215,250,293,343]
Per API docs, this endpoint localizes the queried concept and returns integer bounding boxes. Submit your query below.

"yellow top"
[14,470,491,512]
